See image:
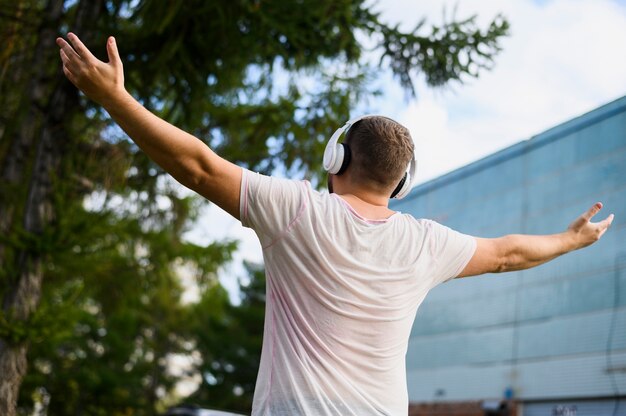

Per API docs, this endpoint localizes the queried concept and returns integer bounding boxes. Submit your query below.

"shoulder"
[242,169,316,198]
[394,214,434,230]
[240,169,314,231]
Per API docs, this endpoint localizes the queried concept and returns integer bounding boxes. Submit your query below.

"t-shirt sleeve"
[239,168,306,247]
[426,220,477,288]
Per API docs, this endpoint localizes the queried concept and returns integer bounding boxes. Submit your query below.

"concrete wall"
[392,96,626,403]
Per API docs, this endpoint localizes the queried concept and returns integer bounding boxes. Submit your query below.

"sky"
[183,0,626,304]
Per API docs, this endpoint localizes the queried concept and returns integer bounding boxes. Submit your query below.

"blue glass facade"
[392,96,626,405]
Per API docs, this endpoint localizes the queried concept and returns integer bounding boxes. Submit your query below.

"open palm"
[567,202,614,248]
[56,33,124,106]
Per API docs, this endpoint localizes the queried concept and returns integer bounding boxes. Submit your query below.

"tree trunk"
[0,1,103,414]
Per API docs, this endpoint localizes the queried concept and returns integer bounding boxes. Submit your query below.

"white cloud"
[373,0,626,185]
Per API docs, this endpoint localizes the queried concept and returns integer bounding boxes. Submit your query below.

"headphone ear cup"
[390,173,407,199]
[324,143,344,174]
[392,155,417,199]
[336,143,351,175]
[391,172,412,199]
[396,172,412,199]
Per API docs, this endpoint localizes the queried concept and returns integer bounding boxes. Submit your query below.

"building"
[392,96,626,416]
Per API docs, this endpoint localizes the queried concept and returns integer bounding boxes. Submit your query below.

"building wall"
[392,96,626,404]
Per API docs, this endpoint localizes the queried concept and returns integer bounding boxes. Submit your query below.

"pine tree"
[0,1,508,414]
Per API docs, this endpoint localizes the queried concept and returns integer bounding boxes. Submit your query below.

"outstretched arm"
[56,33,242,219]
[458,202,614,278]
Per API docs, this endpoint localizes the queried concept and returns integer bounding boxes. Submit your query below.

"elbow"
[497,250,530,273]
[185,168,212,193]
[175,155,212,190]
[494,257,510,273]
[494,237,516,273]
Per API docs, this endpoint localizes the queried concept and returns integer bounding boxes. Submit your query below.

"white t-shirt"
[239,169,476,416]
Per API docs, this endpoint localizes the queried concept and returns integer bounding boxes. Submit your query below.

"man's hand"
[56,33,124,106]
[566,202,614,249]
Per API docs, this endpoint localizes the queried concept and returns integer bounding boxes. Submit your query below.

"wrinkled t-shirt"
[239,169,476,416]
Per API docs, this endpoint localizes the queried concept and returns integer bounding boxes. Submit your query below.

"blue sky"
[374,0,626,182]
[182,0,626,304]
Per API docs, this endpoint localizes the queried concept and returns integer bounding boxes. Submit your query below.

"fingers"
[106,36,122,68]
[58,46,78,83]
[59,48,76,71]
[597,214,614,239]
[66,32,97,62]
[57,38,80,60]
[62,64,76,84]
[581,202,603,221]
[56,37,77,55]
[599,213,615,229]
[56,33,103,85]
[57,36,86,81]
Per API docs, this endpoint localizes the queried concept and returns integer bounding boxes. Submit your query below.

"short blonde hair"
[344,116,414,193]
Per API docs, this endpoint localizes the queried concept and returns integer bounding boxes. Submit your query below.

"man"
[56,34,613,415]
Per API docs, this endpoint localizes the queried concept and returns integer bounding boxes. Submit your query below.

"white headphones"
[323,114,417,199]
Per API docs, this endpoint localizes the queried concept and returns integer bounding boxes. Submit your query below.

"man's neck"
[329,174,397,220]
[335,192,396,220]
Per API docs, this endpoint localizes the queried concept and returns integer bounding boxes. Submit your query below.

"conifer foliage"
[0,1,508,414]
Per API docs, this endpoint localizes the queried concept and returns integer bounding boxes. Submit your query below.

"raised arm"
[56,33,242,219]
[458,202,614,278]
